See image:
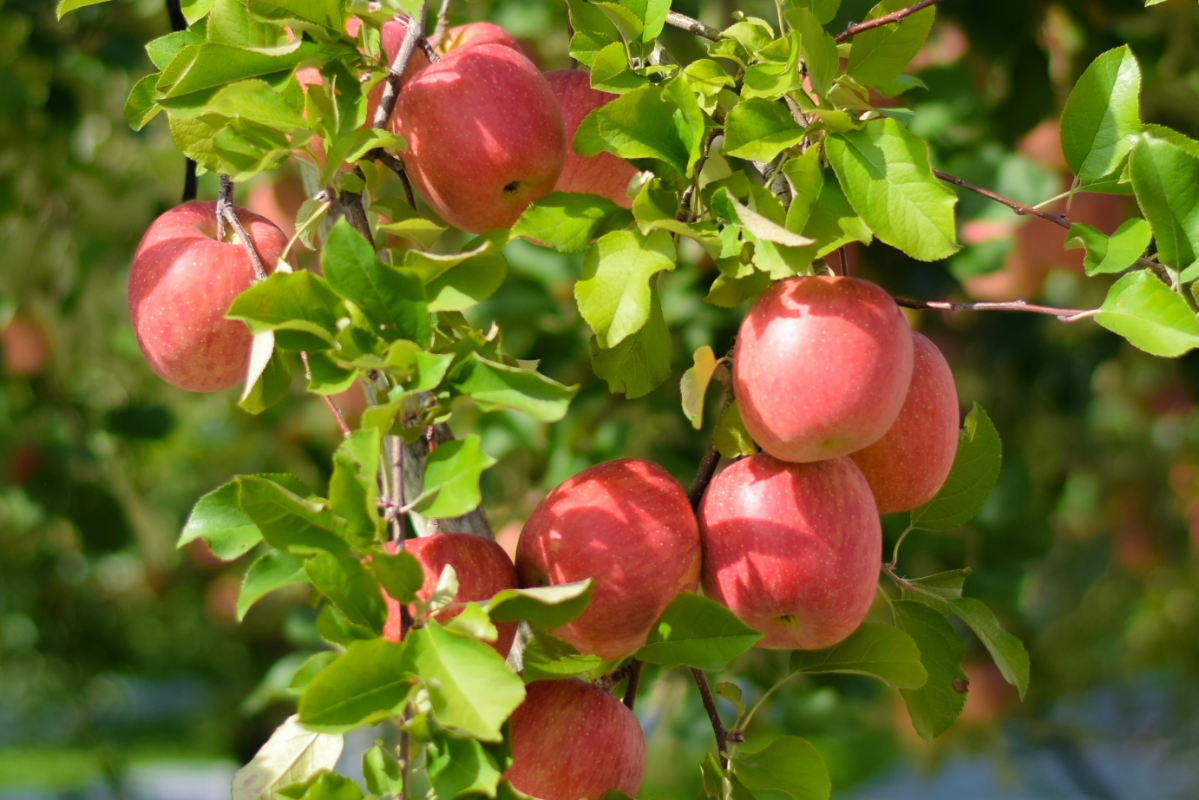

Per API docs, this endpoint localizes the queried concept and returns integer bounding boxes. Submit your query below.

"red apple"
[438,22,519,53]
[396,44,566,233]
[128,201,287,392]
[515,459,701,659]
[849,332,960,513]
[699,453,882,650]
[544,70,639,208]
[1,315,51,377]
[381,533,519,656]
[733,276,914,463]
[504,679,644,800]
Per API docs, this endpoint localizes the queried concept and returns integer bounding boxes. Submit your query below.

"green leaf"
[148,29,207,71]
[521,631,605,683]
[399,622,525,741]
[231,715,343,800]
[486,580,595,629]
[182,0,217,24]
[178,473,312,559]
[741,32,802,101]
[802,176,873,256]
[681,345,719,430]
[305,552,387,634]
[124,74,162,131]
[577,229,677,348]
[732,736,830,800]
[1061,46,1143,184]
[566,0,622,66]
[227,271,343,350]
[1095,270,1199,356]
[718,190,815,249]
[791,0,841,24]
[207,0,293,53]
[298,639,414,732]
[237,476,347,556]
[590,287,672,398]
[722,98,804,162]
[846,0,936,88]
[328,429,382,550]
[713,400,759,458]
[910,403,1002,531]
[156,41,348,99]
[367,547,425,605]
[1129,134,1199,272]
[789,622,928,689]
[362,743,403,798]
[427,734,506,800]
[513,193,633,253]
[903,569,971,612]
[177,79,307,132]
[411,435,497,520]
[635,591,763,671]
[56,0,112,18]
[791,9,839,98]
[289,652,338,694]
[948,598,1030,700]
[239,339,292,415]
[246,0,345,32]
[892,601,967,741]
[449,353,578,422]
[589,42,649,93]
[827,118,959,261]
[783,147,825,233]
[238,550,308,621]
[322,219,430,344]
[277,770,364,800]
[574,81,704,177]
[376,199,447,250]
[1064,217,1153,275]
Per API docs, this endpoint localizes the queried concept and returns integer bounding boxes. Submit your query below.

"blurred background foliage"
[2,0,1199,796]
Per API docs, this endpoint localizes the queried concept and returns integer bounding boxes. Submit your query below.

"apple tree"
[42,0,1199,797]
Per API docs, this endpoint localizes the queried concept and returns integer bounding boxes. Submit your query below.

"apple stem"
[217,175,269,281]
[832,0,946,44]
[431,0,452,49]
[692,668,731,768]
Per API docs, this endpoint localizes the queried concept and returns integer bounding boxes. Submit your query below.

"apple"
[128,201,287,392]
[544,70,639,208]
[504,679,644,800]
[381,533,519,656]
[396,43,565,233]
[733,276,914,463]
[515,458,701,659]
[1,314,51,377]
[699,452,881,650]
[438,21,519,53]
[849,332,960,513]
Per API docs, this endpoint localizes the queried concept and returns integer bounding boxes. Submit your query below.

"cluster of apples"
[375,19,637,232]
[126,20,635,393]
[377,275,960,799]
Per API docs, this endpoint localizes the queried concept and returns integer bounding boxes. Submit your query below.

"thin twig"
[432,0,452,45]
[372,2,428,131]
[834,0,946,43]
[692,668,730,768]
[688,446,721,511]
[623,660,643,710]
[894,297,1096,322]
[299,352,354,437]
[218,177,269,281]
[837,246,849,277]
[664,10,722,41]
[934,169,1172,285]
[371,149,417,209]
[419,37,440,63]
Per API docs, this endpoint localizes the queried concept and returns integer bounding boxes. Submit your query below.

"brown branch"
[665,10,722,41]
[371,149,417,209]
[934,169,1172,285]
[688,445,721,511]
[623,659,643,710]
[894,297,1095,322]
[834,0,945,43]
[372,2,428,131]
[419,37,440,63]
[692,668,730,768]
